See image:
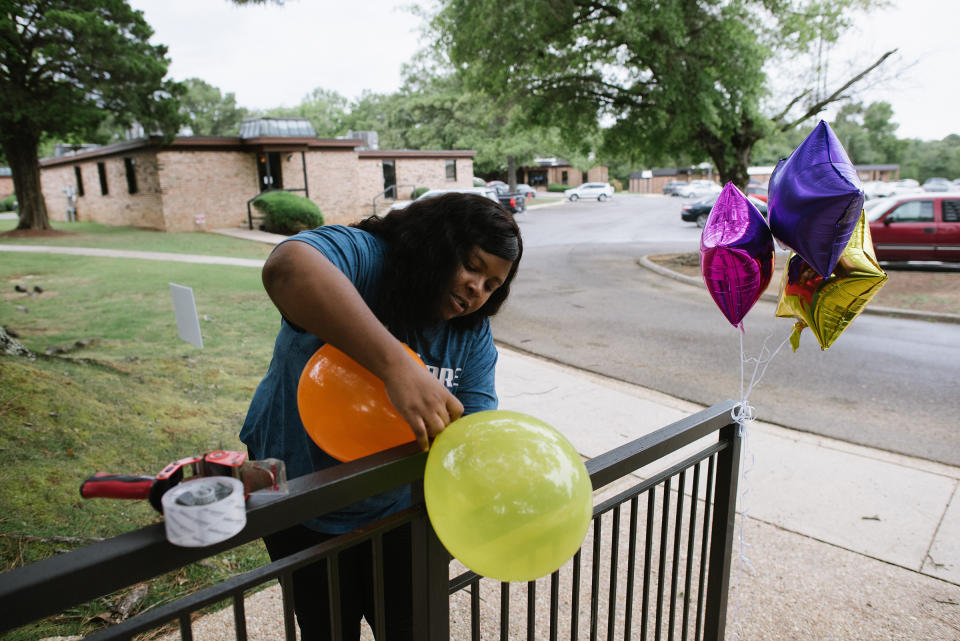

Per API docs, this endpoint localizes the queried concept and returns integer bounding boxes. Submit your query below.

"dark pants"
[263,523,414,641]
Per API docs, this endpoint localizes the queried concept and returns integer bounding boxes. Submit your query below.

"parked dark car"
[866,193,960,262]
[681,193,768,228]
[492,183,527,214]
[515,183,536,198]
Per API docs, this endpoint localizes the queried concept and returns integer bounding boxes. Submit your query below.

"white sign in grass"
[169,283,203,348]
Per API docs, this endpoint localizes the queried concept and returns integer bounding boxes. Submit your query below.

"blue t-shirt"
[239,226,499,533]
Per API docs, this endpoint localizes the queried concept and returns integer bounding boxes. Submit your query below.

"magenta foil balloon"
[768,120,864,279]
[700,183,775,327]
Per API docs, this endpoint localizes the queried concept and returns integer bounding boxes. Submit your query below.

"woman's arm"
[262,240,463,449]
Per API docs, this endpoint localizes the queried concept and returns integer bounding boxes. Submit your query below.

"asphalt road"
[492,193,960,466]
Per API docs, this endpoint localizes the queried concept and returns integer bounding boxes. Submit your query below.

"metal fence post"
[702,422,741,640]
[410,483,450,641]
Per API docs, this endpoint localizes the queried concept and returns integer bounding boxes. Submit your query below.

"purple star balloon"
[701,182,775,327]
[768,120,864,279]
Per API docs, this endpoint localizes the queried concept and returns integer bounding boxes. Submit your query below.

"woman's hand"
[263,241,464,450]
[382,357,464,451]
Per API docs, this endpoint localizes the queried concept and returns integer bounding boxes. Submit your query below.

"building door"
[527,170,547,187]
[257,152,283,191]
[382,160,396,197]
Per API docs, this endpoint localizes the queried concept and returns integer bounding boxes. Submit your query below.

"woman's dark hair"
[353,192,522,331]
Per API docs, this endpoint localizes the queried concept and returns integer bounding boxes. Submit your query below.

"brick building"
[517,157,608,189]
[36,118,476,231]
[0,167,12,200]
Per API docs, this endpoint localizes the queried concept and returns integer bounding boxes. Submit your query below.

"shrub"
[547,183,567,192]
[0,195,17,212]
[609,178,623,192]
[411,186,430,199]
[252,190,323,235]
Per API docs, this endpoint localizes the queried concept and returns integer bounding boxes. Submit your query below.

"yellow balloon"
[776,212,887,350]
[424,410,593,583]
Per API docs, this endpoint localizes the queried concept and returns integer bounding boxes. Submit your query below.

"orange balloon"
[297,343,425,462]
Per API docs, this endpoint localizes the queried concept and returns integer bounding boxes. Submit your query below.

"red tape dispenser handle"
[80,473,154,500]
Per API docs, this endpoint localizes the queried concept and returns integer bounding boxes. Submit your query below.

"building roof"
[239,118,316,139]
[358,150,477,159]
[38,135,362,167]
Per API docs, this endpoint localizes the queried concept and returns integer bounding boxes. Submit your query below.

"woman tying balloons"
[239,192,523,641]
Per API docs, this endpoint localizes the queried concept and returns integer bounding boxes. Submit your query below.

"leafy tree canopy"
[259,87,349,138]
[343,62,580,179]
[180,78,248,136]
[428,0,893,188]
[0,0,184,230]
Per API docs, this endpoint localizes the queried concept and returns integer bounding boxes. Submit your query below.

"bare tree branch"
[779,48,897,131]
[772,88,812,123]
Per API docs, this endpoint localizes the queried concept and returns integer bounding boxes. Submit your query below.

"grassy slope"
[0,227,280,639]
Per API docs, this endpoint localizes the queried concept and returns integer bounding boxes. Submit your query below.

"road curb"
[637,254,960,325]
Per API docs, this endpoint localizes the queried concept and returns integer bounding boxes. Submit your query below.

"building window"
[97,162,108,195]
[382,160,397,196]
[124,157,138,194]
[74,166,84,197]
[445,159,457,181]
[561,170,568,185]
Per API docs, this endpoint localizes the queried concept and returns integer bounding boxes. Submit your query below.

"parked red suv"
[866,193,960,262]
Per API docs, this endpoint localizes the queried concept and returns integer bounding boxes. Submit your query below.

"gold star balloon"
[776,212,887,351]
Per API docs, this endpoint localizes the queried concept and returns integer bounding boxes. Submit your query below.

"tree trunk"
[0,128,51,231]
[507,155,517,191]
[718,160,751,192]
[712,141,755,192]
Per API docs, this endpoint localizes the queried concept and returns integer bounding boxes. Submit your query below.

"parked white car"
[675,180,722,199]
[564,182,615,201]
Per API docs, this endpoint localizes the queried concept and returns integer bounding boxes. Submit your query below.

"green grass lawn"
[0,226,281,639]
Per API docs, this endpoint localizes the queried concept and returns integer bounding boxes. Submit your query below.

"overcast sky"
[128,0,958,142]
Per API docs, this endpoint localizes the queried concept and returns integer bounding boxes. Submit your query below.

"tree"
[180,78,247,136]
[345,69,566,182]
[262,87,349,138]
[900,136,960,182]
[0,1,183,230]
[429,0,895,189]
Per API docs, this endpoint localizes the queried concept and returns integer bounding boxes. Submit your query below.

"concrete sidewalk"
[8,228,960,638]
[496,346,960,640]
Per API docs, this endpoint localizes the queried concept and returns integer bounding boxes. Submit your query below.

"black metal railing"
[0,400,740,641]
[371,184,416,216]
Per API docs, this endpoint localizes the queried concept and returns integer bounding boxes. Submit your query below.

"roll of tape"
[161,476,246,547]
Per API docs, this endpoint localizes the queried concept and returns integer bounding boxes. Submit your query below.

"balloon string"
[729,328,790,641]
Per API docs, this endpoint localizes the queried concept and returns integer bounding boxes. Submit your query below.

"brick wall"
[587,166,608,183]
[303,149,367,226]
[0,175,13,200]
[543,165,606,188]
[358,157,388,218]
[157,150,258,231]
[41,152,165,227]
[395,158,473,197]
